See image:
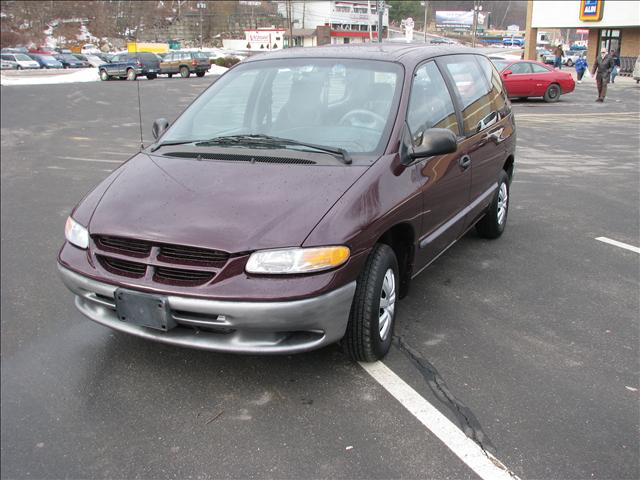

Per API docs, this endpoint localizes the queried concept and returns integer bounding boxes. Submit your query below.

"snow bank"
[1,65,228,86]
[1,68,100,86]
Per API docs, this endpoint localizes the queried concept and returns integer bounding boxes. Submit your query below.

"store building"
[277,1,389,46]
[524,0,640,74]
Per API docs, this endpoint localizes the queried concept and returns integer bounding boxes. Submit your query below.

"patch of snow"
[206,65,230,75]
[1,69,100,86]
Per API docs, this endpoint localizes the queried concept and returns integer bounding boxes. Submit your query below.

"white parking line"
[595,237,640,254]
[57,156,122,164]
[360,361,517,480]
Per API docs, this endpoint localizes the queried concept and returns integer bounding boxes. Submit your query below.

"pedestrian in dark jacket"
[575,56,588,83]
[592,48,616,102]
[554,45,564,69]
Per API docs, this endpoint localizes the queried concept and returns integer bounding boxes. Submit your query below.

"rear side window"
[440,55,499,135]
[407,61,459,146]
[476,56,511,120]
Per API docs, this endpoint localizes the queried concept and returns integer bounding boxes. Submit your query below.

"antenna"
[134,38,144,151]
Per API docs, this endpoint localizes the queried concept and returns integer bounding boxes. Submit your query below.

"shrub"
[211,56,241,68]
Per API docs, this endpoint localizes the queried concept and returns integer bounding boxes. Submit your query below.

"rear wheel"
[566,59,574,67]
[17,65,22,70]
[99,69,109,81]
[167,73,173,78]
[126,68,136,81]
[146,73,157,80]
[543,83,561,102]
[196,71,205,77]
[476,170,510,239]
[344,244,399,362]
[180,66,190,78]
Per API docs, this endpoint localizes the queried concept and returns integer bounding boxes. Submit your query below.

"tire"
[566,59,574,67]
[344,243,399,362]
[167,73,173,78]
[180,66,190,78]
[196,71,205,77]
[99,69,109,81]
[126,68,136,81]
[16,65,22,70]
[543,83,561,102]
[146,74,157,80]
[476,170,510,239]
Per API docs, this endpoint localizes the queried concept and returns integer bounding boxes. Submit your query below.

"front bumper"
[58,264,356,354]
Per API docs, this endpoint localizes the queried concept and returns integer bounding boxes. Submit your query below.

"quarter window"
[406,61,459,147]
[476,56,511,120]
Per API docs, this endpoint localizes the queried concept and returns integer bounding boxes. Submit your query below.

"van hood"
[88,153,366,253]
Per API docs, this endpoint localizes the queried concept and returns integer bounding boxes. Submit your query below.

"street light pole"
[197,1,206,49]
[378,0,384,43]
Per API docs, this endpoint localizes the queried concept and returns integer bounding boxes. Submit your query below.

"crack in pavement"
[392,335,497,456]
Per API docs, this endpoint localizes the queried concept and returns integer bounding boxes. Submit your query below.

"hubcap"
[497,182,508,225]
[378,268,396,341]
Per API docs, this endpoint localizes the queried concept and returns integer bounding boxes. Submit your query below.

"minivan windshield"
[161,58,403,160]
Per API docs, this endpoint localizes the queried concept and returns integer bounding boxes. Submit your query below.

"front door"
[407,61,471,272]
[502,61,534,97]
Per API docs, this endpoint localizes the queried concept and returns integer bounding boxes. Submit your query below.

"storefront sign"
[579,0,604,22]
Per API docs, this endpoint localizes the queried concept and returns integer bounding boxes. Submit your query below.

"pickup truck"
[99,52,160,81]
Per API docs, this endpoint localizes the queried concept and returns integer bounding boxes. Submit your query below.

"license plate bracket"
[114,288,176,331]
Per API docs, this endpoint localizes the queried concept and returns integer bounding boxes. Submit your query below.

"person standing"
[554,44,564,69]
[575,55,588,83]
[592,48,616,102]
[610,51,621,83]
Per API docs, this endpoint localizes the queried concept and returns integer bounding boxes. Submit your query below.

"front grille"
[97,255,147,278]
[159,244,229,266]
[154,266,214,286]
[163,152,316,165]
[95,236,151,257]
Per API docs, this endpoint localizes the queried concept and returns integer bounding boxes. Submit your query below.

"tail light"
[136,60,143,67]
[191,59,198,66]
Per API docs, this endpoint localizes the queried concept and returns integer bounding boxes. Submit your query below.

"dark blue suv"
[99,52,161,81]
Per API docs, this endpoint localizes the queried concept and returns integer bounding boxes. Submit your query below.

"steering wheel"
[338,109,386,130]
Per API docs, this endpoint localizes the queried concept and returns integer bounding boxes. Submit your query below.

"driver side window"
[407,62,459,147]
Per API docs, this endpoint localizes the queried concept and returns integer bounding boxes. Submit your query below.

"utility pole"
[422,1,428,42]
[378,0,383,43]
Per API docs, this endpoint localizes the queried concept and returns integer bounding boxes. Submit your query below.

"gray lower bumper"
[58,264,356,354]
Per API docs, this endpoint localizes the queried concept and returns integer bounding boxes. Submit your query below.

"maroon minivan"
[59,44,516,361]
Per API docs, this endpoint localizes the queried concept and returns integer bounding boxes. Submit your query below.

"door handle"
[458,155,471,170]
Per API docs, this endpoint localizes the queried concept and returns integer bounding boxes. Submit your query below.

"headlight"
[64,216,89,249]
[245,246,350,274]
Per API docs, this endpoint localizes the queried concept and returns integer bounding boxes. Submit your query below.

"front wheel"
[167,73,173,78]
[16,65,22,70]
[476,170,510,239]
[126,68,136,81]
[566,59,574,67]
[146,73,157,80]
[543,83,561,102]
[99,69,109,81]
[344,244,399,362]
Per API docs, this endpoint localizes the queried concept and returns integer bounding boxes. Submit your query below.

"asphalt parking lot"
[1,74,639,480]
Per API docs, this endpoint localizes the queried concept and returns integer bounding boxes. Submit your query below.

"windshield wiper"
[197,134,352,164]
[149,139,199,152]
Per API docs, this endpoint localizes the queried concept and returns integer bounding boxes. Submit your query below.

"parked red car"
[492,59,575,102]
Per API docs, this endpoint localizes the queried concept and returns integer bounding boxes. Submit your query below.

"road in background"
[1,75,639,479]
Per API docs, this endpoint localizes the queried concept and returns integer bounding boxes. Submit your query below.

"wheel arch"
[376,222,415,298]
[503,154,515,182]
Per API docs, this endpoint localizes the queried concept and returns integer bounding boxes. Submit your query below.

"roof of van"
[242,43,479,65]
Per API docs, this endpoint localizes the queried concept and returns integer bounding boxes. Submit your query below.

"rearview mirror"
[503,70,513,76]
[152,118,169,139]
[408,128,458,162]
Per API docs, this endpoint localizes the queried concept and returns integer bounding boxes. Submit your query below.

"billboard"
[435,11,486,29]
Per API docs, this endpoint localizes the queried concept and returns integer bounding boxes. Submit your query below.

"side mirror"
[403,128,457,164]
[503,70,513,77]
[152,118,169,140]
